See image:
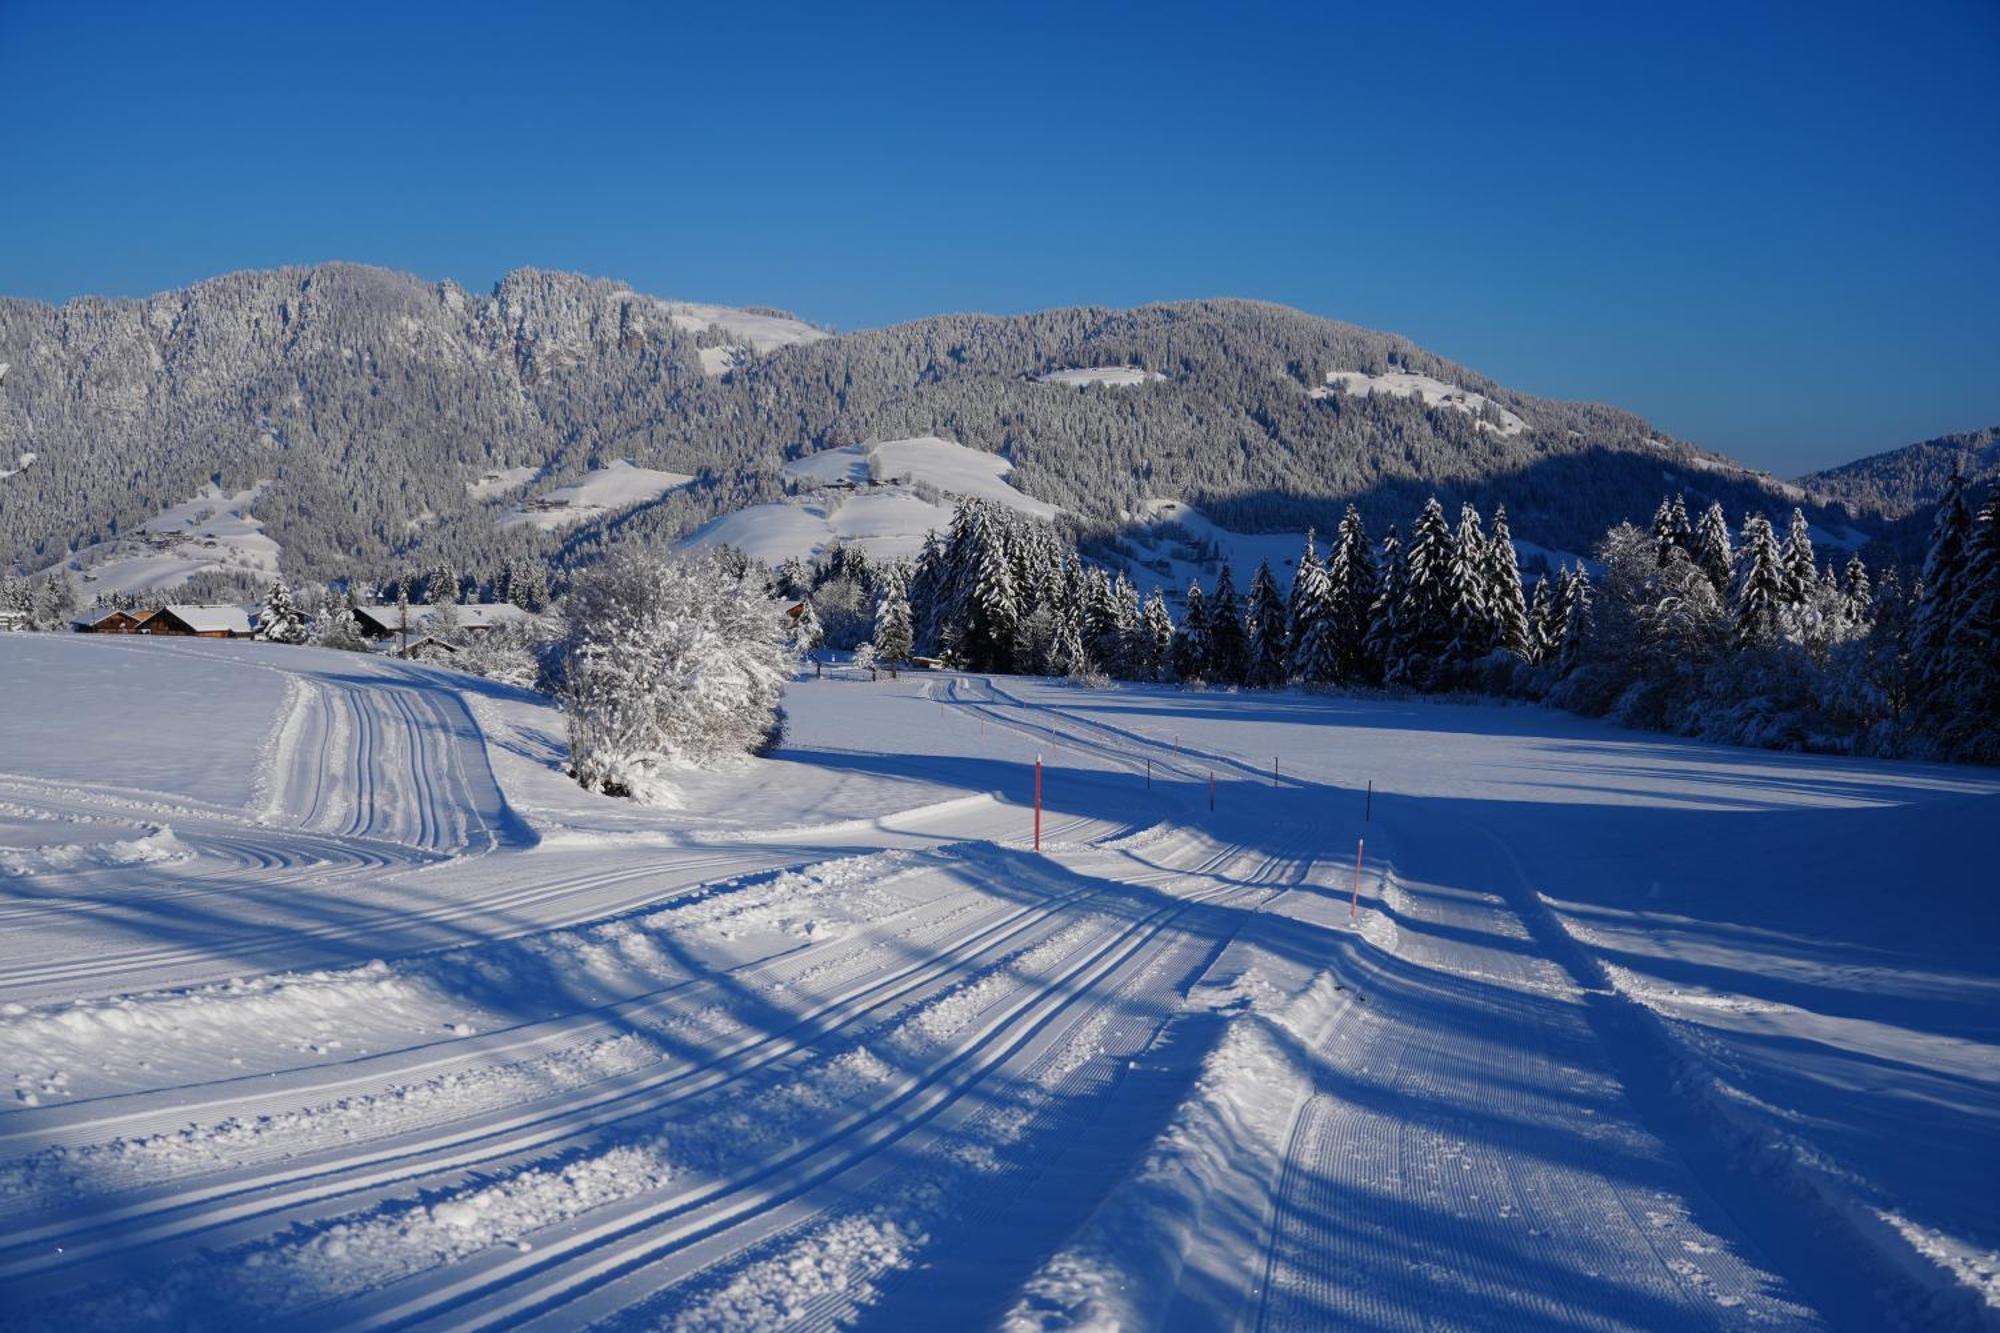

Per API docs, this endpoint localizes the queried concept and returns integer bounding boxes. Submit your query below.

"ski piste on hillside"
[0,634,1994,1330]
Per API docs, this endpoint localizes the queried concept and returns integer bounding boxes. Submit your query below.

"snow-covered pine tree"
[1842,553,1872,625]
[1911,471,1973,702]
[1670,494,1692,551]
[959,504,1021,672]
[1650,496,1680,566]
[1326,505,1380,684]
[1369,523,1411,686]
[907,531,946,656]
[1172,579,1210,682]
[311,599,369,652]
[1733,513,1787,646]
[1081,567,1121,675]
[1444,501,1492,667]
[1485,505,1530,658]
[1289,530,1337,684]
[1141,589,1175,681]
[1556,565,1594,672]
[1525,575,1554,665]
[508,559,549,611]
[1942,488,2000,755]
[1206,565,1248,685]
[1780,508,1817,605]
[426,561,461,605]
[1693,502,1734,594]
[1245,560,1289,688]
[871,564,914,667]
[257,579,307,644]
[1112,574,1143,676]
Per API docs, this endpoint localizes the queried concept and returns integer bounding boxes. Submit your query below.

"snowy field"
[1,635,1995,1330]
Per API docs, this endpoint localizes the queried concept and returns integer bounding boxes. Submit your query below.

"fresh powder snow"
[1,634,1994,1330]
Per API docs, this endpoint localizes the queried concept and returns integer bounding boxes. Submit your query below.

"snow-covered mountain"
[0,264,1899,593]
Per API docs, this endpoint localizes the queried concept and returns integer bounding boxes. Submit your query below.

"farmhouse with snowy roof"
[350,602,537,641]
[72,604,259,638]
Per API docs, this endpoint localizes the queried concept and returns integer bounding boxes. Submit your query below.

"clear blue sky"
[3,1,1996,475]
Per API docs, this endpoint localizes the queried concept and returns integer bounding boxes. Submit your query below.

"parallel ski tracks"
[3,838,1274,1314]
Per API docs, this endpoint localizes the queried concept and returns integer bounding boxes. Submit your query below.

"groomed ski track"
[1,636,1993,1330]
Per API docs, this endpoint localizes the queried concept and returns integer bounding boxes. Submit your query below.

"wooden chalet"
[73,607,158,634]
[352,603,535,641]
[73,604,256,638]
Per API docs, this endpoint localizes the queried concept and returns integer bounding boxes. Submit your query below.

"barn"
[146,605,256,638]
[73,607,158,634]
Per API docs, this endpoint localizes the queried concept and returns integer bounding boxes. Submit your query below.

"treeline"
[810,485,1996,762]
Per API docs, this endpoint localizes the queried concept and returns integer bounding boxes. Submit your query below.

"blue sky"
[2,0,1995,475]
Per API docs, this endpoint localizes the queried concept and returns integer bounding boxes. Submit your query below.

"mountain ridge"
[0,262,1916,592]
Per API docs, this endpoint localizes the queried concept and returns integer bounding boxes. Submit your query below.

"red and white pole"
[1034,753,1043,851]
[1351,837,1365,924]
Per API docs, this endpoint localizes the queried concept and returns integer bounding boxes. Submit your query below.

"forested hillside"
[0,264,1889,593]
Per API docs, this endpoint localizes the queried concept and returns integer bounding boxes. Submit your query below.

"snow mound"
[48,482,281,597]
[1317,369,1527,436]
[0,826,190,877]
[1036,366,1166,389]
[499,460,695,531]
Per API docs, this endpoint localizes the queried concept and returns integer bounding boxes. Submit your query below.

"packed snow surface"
[45,483,281,596]
[1,633,1995,1330]
[1319,368,1528,436]
[499,460,694,530]
[1036,366,1167,388]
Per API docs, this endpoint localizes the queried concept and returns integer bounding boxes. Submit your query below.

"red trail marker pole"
[1034,754,1043,852]
[1366,780,1373,822]
[1351,837,1365,924]
[1208,770,1215,812]
[1145,757,1151,790]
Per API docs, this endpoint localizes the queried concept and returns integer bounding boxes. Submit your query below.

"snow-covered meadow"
[0,634,1994,1330]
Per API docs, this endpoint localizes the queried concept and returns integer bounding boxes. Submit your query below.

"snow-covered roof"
[355,603,536,634]
[160,604,255,635]
[75,606,152,627]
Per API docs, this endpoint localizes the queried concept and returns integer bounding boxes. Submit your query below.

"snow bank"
[0,825,189,877]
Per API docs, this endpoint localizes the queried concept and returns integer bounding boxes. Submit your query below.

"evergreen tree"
[1140,589,1175,682]
[1244,560,1289,688]
[1368,524,1411,686]
[1447,503,1492,663]
[257,579,308,645]
[1081,567,1121,674]
[1780,508,1817,604]
[1172,580,1210,681]
[958,505,1021,671]
[1842,553,1872,624]
[1693,502,1734,594]
[1525,575,1554,664]
[426,561,461,605]
[908,531,946,656]
[1911,471,1973,700]
[1287,530,1327,678]
[1112,574,1144,676]
[506,559,549,611]
[871,564,914,667]
[1289,530,1338,684]
[1943,489,2000,753]
[1485,505,1531,658]
[1733,513,1786,646]
[1205,565,1248,685]
[1323,505,1379,684]
[1556,565,1594,672]
[1650,496,1680,566]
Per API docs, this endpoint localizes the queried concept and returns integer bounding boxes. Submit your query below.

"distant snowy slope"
[500,461,694,531]
[46,482,280,597]
[1036,366,1166,388]
[868,436,1057,520]
[1316,369,1527,436]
